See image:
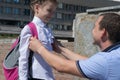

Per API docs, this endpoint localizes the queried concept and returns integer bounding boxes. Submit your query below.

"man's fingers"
[33,36,37,38]
[30,36,33,40]
[30,36,36,41]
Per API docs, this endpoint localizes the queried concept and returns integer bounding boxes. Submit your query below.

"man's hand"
[29,37,43,53]
[52,38,64,53]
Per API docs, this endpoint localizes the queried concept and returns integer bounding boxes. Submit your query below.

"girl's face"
[35,1,57,23]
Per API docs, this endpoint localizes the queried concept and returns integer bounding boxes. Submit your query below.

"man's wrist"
[37,45,44,54]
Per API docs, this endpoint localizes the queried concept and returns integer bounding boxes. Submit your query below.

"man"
[29,13,120,80]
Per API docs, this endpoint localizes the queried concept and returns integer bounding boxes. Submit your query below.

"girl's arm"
[19,26,31,80]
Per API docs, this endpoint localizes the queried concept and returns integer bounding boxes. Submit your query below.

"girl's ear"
[34,3,41,15]
[34,4,40,10]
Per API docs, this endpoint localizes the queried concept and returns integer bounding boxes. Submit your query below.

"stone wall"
[73,6,120,57]
[73,13,100,57]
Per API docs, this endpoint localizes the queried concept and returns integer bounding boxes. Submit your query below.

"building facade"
[0,0,30,27]
[0,0,120,37]
[0,0,93,31]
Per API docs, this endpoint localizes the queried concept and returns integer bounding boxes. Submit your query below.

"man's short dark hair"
[99,13,120,43]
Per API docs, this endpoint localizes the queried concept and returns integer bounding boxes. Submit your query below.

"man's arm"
[52,39,87,61]
[59,46,87,60]
[29,37,85,77]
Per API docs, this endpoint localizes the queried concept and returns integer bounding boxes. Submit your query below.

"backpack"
[2,22,38,80]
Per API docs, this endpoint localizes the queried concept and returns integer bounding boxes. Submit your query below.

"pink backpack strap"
[11,22,38,49]
[28,22,38,39]
[28,22,38,78]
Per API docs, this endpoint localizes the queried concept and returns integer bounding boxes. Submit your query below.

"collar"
[32,16,47,28]
[102,42,120,52]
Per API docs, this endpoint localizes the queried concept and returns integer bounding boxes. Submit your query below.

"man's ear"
[101,29,108,42]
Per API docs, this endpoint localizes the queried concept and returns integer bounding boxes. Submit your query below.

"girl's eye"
[47,9,52,12]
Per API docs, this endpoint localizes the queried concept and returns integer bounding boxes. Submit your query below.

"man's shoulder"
[96,48,120,62]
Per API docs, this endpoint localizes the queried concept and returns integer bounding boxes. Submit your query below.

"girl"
[19,0,58,80]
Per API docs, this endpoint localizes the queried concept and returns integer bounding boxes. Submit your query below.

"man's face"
[92,16,104,45]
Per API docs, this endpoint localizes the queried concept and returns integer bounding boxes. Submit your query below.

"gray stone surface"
[73,13,100,57]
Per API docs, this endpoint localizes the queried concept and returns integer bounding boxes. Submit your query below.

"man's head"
[99,13,120,43]
[92,13,120,47]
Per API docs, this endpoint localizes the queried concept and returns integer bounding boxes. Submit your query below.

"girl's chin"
[44,19,50,23]
[44,20,49,23]
[43,19,48,22]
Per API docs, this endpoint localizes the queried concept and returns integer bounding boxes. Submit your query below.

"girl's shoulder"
[20,24,31,36]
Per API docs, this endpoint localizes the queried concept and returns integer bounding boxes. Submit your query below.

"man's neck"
[100,41,113,51]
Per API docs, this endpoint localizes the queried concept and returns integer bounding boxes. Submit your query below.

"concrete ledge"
[87,5,120,14]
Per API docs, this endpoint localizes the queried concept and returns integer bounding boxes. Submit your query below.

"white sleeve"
[19,25,32,80]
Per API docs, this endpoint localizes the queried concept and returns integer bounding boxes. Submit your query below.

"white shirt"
[19,16,55,80]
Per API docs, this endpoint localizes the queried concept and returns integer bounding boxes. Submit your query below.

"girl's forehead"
[41,1,57,6]
[41,1,57,8]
